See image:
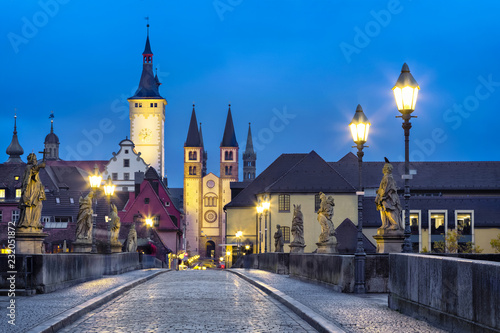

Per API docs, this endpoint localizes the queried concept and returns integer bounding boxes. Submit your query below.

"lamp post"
[392,63,420,253]
[262,201,270,253]
[89,165,102,254]
[350,104,370,294]
[103,176,115,254]
[257,205,264,253]
[236,231,243,258]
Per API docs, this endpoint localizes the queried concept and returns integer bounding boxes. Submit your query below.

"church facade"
[183,105,256,258]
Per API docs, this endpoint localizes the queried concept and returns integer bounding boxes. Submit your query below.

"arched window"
[225,166,229,175]
[189,152,193,160]
[193,151,197,160]
[189,166,193,175]
[228,166,233,175]
[193,166,197,175]
[228,151,233,160]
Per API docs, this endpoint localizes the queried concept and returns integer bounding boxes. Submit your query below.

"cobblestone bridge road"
[60,270,317,333]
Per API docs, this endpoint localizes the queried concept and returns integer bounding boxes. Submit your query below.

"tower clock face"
[139,128,152,143]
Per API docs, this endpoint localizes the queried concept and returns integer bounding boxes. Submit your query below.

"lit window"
[123,159,130,167]
[456,211,474,253]
[279,194,290,212]
[403,210,421,253]
[55,197,60,204]
[0,189,5,200]
[14,176,19,181]
[70,198,75,204]
[429,211,447,252]
[16,189,21,198]
[124,173,130,180]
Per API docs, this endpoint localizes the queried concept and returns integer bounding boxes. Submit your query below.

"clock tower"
[128,24,167,177]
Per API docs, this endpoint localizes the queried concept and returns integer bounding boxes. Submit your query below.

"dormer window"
[0,189,5,200]
[15,189,21,198]
[125,150,129,154]
[14,176,19,181]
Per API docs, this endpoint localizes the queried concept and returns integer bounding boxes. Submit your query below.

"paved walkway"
[59,270,317,333]
[0,268,446,333]
[231,269,445,333]
[0,269,165,333]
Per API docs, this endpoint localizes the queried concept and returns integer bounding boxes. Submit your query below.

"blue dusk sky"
[2,1,500,187]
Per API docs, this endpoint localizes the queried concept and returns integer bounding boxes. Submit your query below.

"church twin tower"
[129,27,256,257]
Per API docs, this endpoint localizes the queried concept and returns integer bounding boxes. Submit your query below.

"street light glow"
[103,176,115,196]
[236,231,243,238]
[392,63,419,113]
[349,104,370,144]
[146,217,153,227]
[89,164,102,189]
[262,201,270,211]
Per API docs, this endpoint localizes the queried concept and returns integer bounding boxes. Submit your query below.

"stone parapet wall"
[389,253,500,332]
[246,253,389,293]
[1,253,140,294]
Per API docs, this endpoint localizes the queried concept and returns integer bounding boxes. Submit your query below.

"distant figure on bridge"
[375,158,403,233]
[274,224,284,252]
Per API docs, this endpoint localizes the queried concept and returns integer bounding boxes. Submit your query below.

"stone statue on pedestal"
[373,158,405,253]
[317,192,336,243]
[289,204,306,253]
[109,203,121,245]
[17,153,46,231]
[274,224,284,252]
[126,224,137,252]
[375,158,403,234]
[75,191,94,242]
[316,192,338,253]
[15,152,49,254]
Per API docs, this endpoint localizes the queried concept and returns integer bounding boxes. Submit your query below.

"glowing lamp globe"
[349,104,370,144]
[89,164,102,189]
[103,176,115,196]
[392,63,420,114]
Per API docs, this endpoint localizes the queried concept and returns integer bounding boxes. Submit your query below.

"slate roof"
[244,123,255,155]
[185,105,201,147]
[225,151,355,208]
[5,116,24,164]
[335,218,376,254]
[129,36,163,99]
[329,153,500,191]
[221,105,238,147]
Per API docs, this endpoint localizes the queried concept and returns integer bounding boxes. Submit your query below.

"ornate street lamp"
[89,164,102,254]
[103,176,115,254]
[392,63,419,253]
[256,205,264,253]
[349,104,370,294]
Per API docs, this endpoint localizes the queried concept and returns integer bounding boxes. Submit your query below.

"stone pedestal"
[15,230,48,254]
[373,229,404,253]
[316,240,338,254]
[289,243,306,253]
[73,240,92,253]
[111,242,122,253]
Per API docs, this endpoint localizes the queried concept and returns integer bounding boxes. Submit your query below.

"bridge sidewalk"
[230,269,445,333]
[0,268,166,333]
